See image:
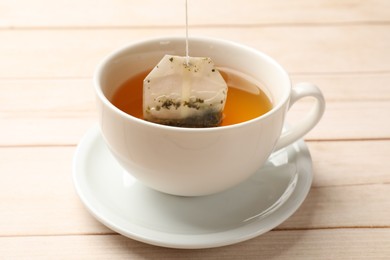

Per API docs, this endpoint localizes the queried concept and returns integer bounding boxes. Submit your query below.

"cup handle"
[273,82,325,151]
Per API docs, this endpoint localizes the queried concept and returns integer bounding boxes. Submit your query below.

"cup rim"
[93,36,291,132]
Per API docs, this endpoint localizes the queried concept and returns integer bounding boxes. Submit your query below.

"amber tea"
[111,68,272,127]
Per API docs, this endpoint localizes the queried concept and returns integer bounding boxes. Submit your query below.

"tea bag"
[143,55,228,127]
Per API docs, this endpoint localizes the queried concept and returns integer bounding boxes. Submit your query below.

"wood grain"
[309,141,390,187]
[0,144,389,236]
[280,184,390,230]
[0,147,112,236]
[1,0,389,28]
[1,230,389,259]
[1,100,389,145]
[0,25,389,79]
[1,73,390,145]
[291,73,390,102]
[1,0,389,258]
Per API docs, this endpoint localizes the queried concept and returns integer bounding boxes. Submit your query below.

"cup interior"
[96,37,291,120]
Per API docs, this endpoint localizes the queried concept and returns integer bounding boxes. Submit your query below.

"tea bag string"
[185,0,189,66]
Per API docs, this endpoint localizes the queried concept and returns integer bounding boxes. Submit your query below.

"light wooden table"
[1,0,390,259]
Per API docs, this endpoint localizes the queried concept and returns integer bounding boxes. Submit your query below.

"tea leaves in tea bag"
[143,55,228,127]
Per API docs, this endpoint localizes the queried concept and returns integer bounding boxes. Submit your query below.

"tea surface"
[111,69,272,127]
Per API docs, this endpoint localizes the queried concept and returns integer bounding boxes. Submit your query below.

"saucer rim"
[73,125,312,249]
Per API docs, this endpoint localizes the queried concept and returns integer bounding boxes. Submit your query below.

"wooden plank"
[1,230,389,259]
[309,141,390,187]
[0,25,389,78]
[0,145,389,236]
[1,0,389,28]
[3,77,390,146]
[0,117,96,146]
[0,1,387,258]
[2,72,390,111]
[0,79,97,146]
[287,101,389,141]
[0,147,112,236]
[1,77,389,145]
[1,100,389,145]
[280,184,390,230]
[291,73,390,102]
[0,79,95,113]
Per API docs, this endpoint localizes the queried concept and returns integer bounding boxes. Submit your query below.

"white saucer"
[73,126,312,249]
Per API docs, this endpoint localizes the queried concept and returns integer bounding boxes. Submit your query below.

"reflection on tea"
[111,68,272,127]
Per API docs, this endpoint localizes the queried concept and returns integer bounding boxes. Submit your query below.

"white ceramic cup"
[94,37,325,196]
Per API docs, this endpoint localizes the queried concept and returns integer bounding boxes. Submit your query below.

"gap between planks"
[2,20,390,30]
[1,138,389,149]
[1,226,389,239]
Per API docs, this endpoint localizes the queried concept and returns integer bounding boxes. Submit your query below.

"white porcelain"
[94,36,325,196]
[73,126,313,249]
